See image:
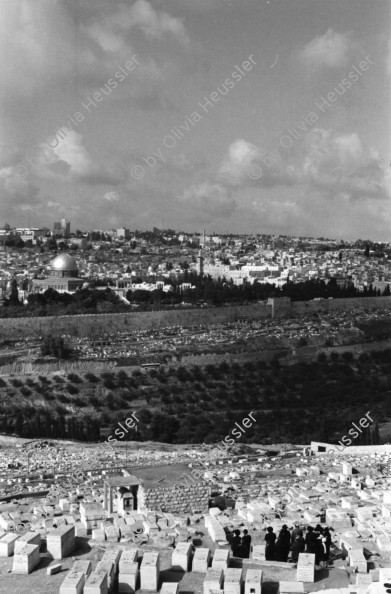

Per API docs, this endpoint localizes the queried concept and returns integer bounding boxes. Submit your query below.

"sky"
[0,0,390,240]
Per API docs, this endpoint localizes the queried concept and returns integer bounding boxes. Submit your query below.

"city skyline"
[0,0,390,240]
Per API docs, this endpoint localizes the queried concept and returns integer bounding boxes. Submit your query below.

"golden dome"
[50,253,78,277]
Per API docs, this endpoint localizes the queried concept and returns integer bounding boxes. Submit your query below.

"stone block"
[71,560,92,576]
[224,567,243,594]
[12,543,40,574]
[118,562,138,594]
[349,549,367,573]
[14,531,41,553]
[140,551,159,590]
[204,568,223,594]
[211,548,230,570]
[47,525,75,560]
[84,571,108,594]
[172,541,192,572]
[101,549,121,574]
[59,571,85,594]
[296,553,315,583]
[245,568,263,594]
[193,547,211,572]
[0,532,20,556]
[160,584,179,594]
[47,562,63,575]
[95,560,115,591]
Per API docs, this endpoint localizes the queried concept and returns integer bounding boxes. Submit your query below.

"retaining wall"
[138,483,210,514]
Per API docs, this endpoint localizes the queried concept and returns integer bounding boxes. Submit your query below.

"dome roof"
[51,253,78,271]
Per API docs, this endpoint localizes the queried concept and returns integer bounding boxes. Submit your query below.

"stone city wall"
[0,296,390,340]
[0,303,271,340]
[273,295,391,319]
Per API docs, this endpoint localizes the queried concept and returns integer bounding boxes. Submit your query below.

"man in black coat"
[241,529,252,558]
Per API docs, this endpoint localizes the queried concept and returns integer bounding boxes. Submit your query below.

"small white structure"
[59,571,85,594]
[224,567,243,594]
[12,543,40,574]
[193,547,211,572]
[47,525,75,560]
[172,542,192,571]
[0,532,20,556]
[84,571,108,594]
[245,568,263,594]
[140,551,159,591]
[204,568,224,594]
[211,548,230,570]
[296,553,315,583]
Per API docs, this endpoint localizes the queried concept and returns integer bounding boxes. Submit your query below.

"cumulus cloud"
[179,182,236,217]
[219,139,293,187]
[104,191,120,202]
[37,130,93,178]
[85,0,189,51]
[301,128,390,200]
[32,130,124,186]
[300,28,353,69]
[218,131,389,203]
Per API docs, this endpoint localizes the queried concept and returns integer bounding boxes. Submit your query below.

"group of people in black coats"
[230,529,252,558]
[265,523,332,566]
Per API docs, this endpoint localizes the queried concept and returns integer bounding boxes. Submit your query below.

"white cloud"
[218,131,389,202]
[300,28,352,69]
[85,0,189,51]
[219,139,293,187]
[179,182,236,217]
[0,0,94,97]
[301,128,389,199]
[38,130,93,178]
[130,0,188,43]
[104,191,120,202]
[219,139,259,180]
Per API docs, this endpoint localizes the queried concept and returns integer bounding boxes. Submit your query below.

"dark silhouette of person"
[276,524,291,562]
[231,529,241,557]
[314,525,324,565]
[291,534,305,563]
[265,526,276,560]
[322,528,332,564]
[305,526,318,556]
[241,529,252,559]
[291,523,303,544]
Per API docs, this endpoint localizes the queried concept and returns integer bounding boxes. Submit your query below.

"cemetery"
[1,440,391,593]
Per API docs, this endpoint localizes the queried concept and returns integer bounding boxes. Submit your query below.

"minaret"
[197,248,204,276]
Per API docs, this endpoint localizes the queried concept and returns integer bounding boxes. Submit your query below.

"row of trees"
[1,349,390,444]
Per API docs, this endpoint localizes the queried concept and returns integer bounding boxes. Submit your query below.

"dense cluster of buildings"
[0,222,390,302]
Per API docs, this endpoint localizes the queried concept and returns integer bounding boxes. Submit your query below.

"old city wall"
[274,295,391,319]
[1,296,390,340]
[0,303,271,339]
